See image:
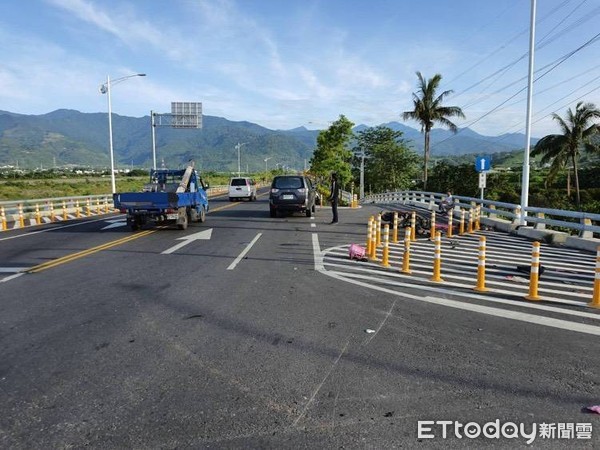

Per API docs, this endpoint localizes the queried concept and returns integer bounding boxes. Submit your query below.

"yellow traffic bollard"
[35,203,41,225]
[459,209,465,235]
[392,212,399,243]
[590,246,600,308]
[49,201,55,222]
[381,224,391,267]
[430,211,436,241]
[410,211,417,242]
[366,216,374,257]
[0,206,6,231]
[96,198,101,215]
[468,208,474,233]
[474,236,488,292]
[75,200,81,218]
[18,204,25,228]
[447,209,454,238]
[431,231,443,282]
[86,198,91,217]
[369,218,378,261]
[104,198,109,214]
[376,213,382,247]
[62,200,68,221]
[475,205,481,231]
[401,227,411,274]
[525,241,542,301]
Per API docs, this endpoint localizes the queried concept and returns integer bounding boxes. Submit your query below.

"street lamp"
[235,142,247,177]
[99,73,146,194]
[264,157,272,174]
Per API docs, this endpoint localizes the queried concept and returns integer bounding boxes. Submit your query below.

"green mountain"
[0,109,537,171]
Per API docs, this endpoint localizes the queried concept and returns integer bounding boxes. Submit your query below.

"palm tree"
[402,72,465,190]
[532,101,600,208]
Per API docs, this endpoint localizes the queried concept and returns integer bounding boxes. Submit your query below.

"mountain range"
[0,109,538,172]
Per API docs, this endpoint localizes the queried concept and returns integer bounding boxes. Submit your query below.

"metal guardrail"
[363,190,600,238]
[0,186,230,231]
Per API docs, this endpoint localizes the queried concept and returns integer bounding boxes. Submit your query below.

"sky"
[1,0,599,138]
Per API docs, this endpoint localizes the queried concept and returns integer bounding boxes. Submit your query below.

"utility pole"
[235,142,247,177]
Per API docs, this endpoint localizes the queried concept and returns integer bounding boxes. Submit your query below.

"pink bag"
[349,243,366,261]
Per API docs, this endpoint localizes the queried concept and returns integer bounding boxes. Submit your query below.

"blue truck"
[113,164,209,231]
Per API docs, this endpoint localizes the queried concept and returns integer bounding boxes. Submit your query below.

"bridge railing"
[0,185,230,231]
[363,190,600,238]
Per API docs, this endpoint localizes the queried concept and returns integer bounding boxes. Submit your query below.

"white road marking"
[0,216,119,241]
[311,223,316,228]
[312,233,324,271]
[227,233,262,270]
[324,269,600,336]
[0,267,32,273]
[101,218,127,230]
[1,273,25,283]
[161,229,213,255]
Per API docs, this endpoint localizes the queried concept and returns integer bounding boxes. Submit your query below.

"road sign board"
[479,172,487,189]
[475,155,491,172]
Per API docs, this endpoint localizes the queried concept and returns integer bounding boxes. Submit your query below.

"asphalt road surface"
[1,188,599,448]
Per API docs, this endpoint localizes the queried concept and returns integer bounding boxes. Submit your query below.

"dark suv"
[269,175,317,218]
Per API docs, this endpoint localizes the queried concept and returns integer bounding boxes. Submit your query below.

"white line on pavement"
[227,233,262,270]
[312,233,324,271]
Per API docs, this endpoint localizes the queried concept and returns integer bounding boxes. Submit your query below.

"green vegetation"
[402,72,465,190]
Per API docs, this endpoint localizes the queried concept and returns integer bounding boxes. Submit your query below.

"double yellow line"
[28,229,156,273]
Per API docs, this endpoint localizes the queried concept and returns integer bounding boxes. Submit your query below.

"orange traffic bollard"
[381,224,391,268]
[474,236,488,292]
[401,226,411,274]
[459,209,465,235]
[431,231,443,282]
[369,218,378,261]
[0,206,6,231]
[376,213,382,247]
[468,208,474,234]
[525,241,542,301]
[410,211,417,242]
[392,212,399,243]
[18,204,25,228]
[447,209,454,238]
[430,211,436,241]
[62,200,68,221]
[35,204,41,225]
[590,246,600,308]
[366,216,374,257]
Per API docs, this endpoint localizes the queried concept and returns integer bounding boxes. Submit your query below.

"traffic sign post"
[475,156,491,200]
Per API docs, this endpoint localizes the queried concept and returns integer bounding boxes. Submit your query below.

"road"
[1,188,599,448]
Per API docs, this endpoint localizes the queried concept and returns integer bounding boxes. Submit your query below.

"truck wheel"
[199,206,206,223]
[177,207,188,230]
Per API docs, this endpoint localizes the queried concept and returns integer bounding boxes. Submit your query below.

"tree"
[532,101,600,208]
[354,126,419,193]
[309,115,354,188]
[402,72,465,191]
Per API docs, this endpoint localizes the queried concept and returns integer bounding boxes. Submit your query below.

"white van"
[228,177,257,201]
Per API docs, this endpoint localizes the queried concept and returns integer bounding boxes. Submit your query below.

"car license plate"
[166,213,178,220]
[282,194,294,200]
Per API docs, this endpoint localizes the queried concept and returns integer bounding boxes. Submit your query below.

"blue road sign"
[475,155,491,172]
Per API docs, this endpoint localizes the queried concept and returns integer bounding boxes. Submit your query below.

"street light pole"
[264,157,272,175]
[100,73,146,194]
[235,142,247,177]
[520,0,537,224]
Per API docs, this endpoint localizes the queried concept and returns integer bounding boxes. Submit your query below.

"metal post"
[106,75,116,194]
[520,0,537,224]
[151,110,157,170]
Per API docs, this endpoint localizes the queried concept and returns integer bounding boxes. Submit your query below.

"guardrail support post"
[590,246,600,308]
[411,211,417,242]
[401,226,411,274]
[534,212,546,230]
[381,224,391,267]
[431,231,443,282]
[474,236,488,292]
[430,211,436,241]
[525,241,542,301]
[580,218,593,239]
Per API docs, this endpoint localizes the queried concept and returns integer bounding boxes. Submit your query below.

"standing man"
[329,172,340,224]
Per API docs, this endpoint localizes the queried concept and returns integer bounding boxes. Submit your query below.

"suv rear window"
[231,178,248,186]
[273,177,303,189]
